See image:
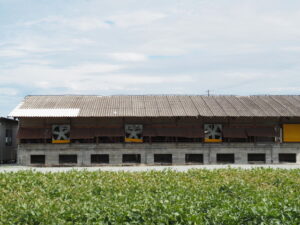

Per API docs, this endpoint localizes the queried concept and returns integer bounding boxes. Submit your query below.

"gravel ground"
[1,164,300,173]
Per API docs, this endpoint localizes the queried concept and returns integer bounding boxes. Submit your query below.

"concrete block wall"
[18,143,300,166]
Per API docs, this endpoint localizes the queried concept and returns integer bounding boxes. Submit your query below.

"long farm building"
[9,95,300,166]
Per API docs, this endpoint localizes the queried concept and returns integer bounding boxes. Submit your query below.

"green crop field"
[1,169,300,224]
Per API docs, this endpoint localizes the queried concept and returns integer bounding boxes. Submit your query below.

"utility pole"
[206,90,210,96]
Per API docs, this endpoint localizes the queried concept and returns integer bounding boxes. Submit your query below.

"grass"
[1,169,300,224]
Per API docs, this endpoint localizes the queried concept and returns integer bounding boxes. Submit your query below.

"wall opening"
[248,154,266,164]
[91,154,109,164]
[255,137,274,142]
[279,153,296,163]
[20,139,45,144]
[217,154,235,164]
[143,137,202,143]
[151,137,176,142]
[122,154,141,163]
[224,138,247,143]
[59,155,77,164]
[97,137,124,143]
[30,155,45,164]
[177,137,202,142]
[71,139,95,144]
[154,154,172,164]
[185,154,203,164]
[5,129,13,146]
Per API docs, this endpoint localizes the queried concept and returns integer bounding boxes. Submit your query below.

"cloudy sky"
[1,0,300,116]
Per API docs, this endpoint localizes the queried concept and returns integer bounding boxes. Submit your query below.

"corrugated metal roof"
[8,95,300,118]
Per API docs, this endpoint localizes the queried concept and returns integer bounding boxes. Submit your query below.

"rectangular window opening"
[217,154,235,164]
[91,154,109,164]
[71,139,95,144]
[31,155,45,164]
[279,153,296,163]
[97,137,124,143]
[224,138,247,143]
[185,154,203,164]
[248,154,266,164]
[20,139,45,144]
[154,154,172,164]
[59,154,77,164]
[151,137,176,143]
[122,154,141,164]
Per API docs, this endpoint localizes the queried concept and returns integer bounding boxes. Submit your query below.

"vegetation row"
[1,169,300,224]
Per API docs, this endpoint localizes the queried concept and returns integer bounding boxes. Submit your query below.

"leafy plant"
[1,169,300,224]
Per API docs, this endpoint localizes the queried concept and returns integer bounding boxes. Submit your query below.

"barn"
[0,117,18,163]
[9,95,300,166]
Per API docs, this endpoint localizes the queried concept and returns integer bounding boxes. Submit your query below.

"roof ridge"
[24,94,300,97]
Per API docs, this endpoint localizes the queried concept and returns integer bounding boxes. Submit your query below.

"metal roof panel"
[10,95,300,118]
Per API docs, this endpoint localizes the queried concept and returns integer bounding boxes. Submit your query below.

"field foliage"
[1,169,300,224]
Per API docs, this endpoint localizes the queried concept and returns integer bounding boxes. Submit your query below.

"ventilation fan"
[125,124,143,142]
[52,125,70,143]
[204,124,222,142]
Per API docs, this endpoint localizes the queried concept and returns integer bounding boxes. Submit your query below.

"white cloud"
[281,47,300,52]
[21,11,166,31]
[1,1,300,96]
[0,63,123,86]
[0,39,72,58]
[0,36,96,60]
[0,62,192,93]
[131,4,300,56]
[62,17,110,31]
[0,49,27,57]
[108,11,167,28]
[19,59,52,65]
[59,73,193,92]
[108,52,148,62]
[268,87,300,92]
[2,0,300,115]
[0,88,18,96]
[223,72,267,80]
[69,63,123,74]
[22,16,110,31]
[14,3,300,57]
[68,38,96,45]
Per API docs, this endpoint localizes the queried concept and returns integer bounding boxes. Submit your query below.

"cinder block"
[18,143,300,166]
